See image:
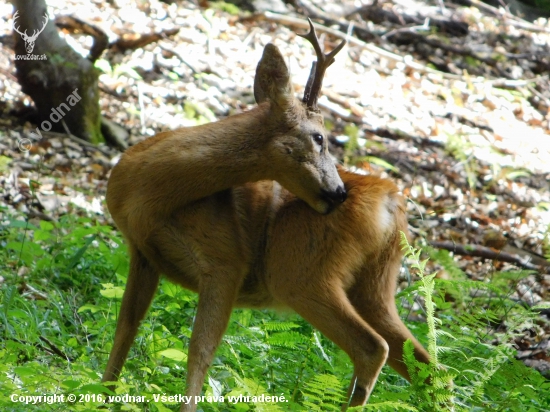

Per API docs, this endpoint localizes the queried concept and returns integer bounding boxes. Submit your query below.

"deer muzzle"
[320,185,347,212]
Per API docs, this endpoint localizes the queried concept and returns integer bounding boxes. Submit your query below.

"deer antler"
[13,10,48,40]
[298,18,346,111]
[29,13,49,41]
[12,11,27,39]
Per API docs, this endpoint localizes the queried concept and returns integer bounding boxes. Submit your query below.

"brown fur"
[102,42,429,412]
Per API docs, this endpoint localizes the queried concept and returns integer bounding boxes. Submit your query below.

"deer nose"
[321,185,347,205]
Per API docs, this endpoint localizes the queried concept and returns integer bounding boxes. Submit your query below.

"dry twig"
[430,241,550,273]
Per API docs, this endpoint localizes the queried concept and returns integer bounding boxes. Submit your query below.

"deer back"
[107,31,348,250]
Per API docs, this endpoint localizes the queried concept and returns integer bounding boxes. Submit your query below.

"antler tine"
[298,18,325,64]
[12,11,26,37]
[298,18,346,110]
[33,14,49,38]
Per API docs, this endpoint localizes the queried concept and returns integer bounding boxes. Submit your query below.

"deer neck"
[119,103,277,216]
[172,103,273,185]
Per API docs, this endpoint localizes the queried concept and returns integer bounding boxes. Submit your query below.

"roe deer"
[102,19,429,411]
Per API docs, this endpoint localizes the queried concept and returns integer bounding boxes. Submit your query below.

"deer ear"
[254,44,293,108]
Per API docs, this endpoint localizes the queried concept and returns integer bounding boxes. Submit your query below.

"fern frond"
[261,321,301,332]
[400,233,456,410]
[301,373,346,411]
[355,401,419,411]
[267,331,309,348]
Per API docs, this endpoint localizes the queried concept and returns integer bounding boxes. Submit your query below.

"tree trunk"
[11,0,103,144]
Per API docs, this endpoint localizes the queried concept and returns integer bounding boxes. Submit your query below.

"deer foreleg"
[181,272,241,412]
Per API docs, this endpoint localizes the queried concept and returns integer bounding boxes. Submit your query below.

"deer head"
[253,19,347,214]
[13,10,49,54]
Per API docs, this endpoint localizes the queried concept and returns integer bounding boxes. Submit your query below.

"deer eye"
[312,133,323,146]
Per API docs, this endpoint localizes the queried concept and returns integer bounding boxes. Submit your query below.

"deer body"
[102,21,429,412]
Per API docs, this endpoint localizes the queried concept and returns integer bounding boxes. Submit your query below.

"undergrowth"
[0,212,549,411]
[400,234,550,411]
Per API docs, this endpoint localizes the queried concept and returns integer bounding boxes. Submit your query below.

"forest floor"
[1,0,550,377]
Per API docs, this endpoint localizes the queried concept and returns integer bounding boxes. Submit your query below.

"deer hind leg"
[351,298,430,381]
[348,248,430,382]
[274,284,389,408]
[102,245,160,388]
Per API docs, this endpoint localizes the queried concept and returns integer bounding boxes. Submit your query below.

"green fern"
[301,374,346,411]
[354,401,418,411]
[261,321,301,332]
[2,214,550,411]
[400,232,550,411]
[400,233,457,410]
[267,331,310,348]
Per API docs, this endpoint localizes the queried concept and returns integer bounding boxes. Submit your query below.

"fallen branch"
[458,0,550,34]
[43,120,112,156]
[429,241,550,273]
[354,2,469,37]
[39,336,72,362]
[112,27,180,52]
[258,11,462,80]
[55,15,108,62]
[259,11,526,85]
[158,43,199,74]
[292,0,377,42]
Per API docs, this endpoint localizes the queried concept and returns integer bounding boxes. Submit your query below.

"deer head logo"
[13,10,49,54]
